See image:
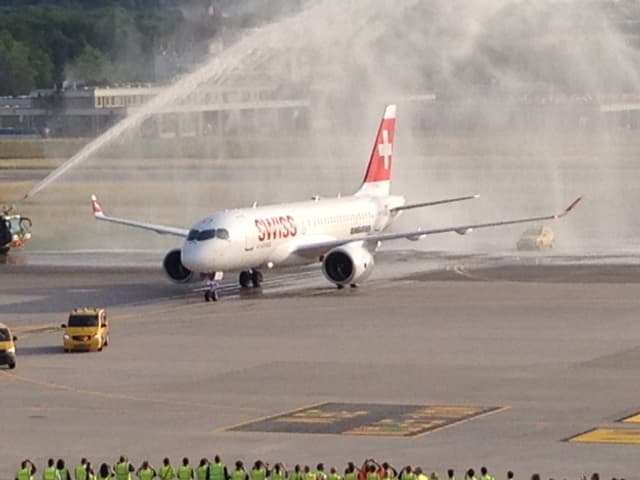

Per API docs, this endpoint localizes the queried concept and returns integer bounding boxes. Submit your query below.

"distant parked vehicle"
[0,323,17,369]
[516,225,554,251]
[0,206,32,255]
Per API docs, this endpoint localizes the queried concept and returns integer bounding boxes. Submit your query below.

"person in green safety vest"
[366,465,380,480]
[289,466,302,480]
[177,459,193,480]
[113,457,134,480]
[464,469,476,480]
[413,468,427,480]
[506,471,514,480]
[328,467,341,480]
[137,461,157,480]
[231,461,248,480]
[250,460,268,480]
[479,467,493,480]
[303,466,316,480]
[196,460,209,480]
[57,459,71,480]
[399,466,415,480]
[315,465,326,480]
[44,458,61,480]
[208,456,228,480]
[343,463,357,480]
[15,459,37,480]
[446,470,455,480]
[271,463,287,480]
[85,462,96,480]
[159,458,176,480]
[75,459,89,480]
[98,464,114,480]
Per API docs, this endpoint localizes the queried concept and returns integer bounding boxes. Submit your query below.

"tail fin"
[356,104,397,197]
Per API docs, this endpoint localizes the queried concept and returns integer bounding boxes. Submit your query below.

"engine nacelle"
[163,248,195,284]
[322,243,375,286]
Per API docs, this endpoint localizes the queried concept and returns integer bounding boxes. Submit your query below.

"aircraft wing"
[90,195,189,238]
[293,197,582,259]
[390,194,479,213]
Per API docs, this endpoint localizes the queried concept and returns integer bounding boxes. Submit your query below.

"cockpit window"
[196,229,217,241]
[187,229,199,241]
[187,228,229,241]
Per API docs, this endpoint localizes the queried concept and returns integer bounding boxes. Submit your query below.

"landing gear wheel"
[337,284,345,290]
[350,284,358,288]
[239,270,251,288]
[8,361,15,369]
[251,270,263,288]
[210,289,220,301]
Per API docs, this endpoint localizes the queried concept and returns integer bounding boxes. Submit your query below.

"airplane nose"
[181,242,214,272]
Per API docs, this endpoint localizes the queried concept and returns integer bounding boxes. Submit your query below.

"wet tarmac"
[2,251,640,479]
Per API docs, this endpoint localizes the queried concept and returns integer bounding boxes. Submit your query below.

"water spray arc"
[24,0,414,200]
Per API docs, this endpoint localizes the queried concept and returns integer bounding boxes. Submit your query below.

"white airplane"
[91,104,582,301]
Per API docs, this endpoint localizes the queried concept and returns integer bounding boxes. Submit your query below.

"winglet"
[555,196,582,219]
[91,194,104,217]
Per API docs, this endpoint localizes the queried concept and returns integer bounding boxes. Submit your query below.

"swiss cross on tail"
[357,105,396,197]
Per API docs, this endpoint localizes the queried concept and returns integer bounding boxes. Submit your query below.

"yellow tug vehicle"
[0,323,17,369]
[62,308,110,352]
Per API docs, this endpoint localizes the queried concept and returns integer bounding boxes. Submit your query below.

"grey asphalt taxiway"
[2,251,640,479]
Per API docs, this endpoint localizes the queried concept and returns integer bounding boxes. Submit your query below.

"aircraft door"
[241,215,256,252]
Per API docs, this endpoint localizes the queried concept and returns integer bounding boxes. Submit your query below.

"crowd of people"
[13,457,616,480]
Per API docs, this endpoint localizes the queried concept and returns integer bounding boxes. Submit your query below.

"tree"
[0,29,37,95]
[65,44,114,85]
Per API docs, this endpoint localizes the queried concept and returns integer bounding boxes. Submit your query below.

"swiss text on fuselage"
[255,216,298,242]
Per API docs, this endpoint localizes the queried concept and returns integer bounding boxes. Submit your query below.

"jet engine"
[163,248,195,283]
[321,243,375,286]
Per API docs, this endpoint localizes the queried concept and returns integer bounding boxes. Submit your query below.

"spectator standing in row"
[115,457,134,480]
[137,461,156,480]
[232,462,248,480]
[43,459,61,480]
[196,460,209,480]
[209,456,228,480]
[178,459,193,480]
[57,460,71,480]
[16,459,37,480]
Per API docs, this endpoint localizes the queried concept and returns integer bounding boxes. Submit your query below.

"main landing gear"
[239,269,263,289]
[204,272,223,302]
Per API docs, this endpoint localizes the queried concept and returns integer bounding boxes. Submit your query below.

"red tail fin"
[357,104,396,196]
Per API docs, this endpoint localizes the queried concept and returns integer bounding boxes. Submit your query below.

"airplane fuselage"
[181,193,405,273]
